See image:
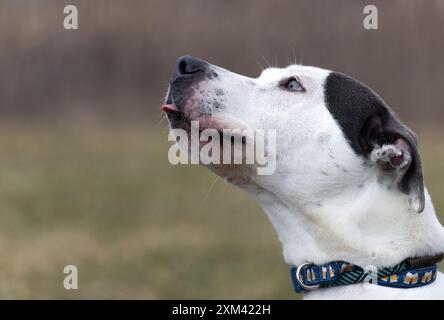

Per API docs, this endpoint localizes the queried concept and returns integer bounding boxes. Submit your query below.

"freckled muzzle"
[163,55,220,130]
[167,56,213,109]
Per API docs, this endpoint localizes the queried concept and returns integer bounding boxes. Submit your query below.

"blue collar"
[290,256,442,294]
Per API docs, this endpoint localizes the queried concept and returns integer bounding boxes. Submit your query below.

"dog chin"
[206,163,255,186]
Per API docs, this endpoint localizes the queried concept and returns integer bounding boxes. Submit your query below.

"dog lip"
[196,115,249,133]
[195,116,228,132]
[161,103,179,114]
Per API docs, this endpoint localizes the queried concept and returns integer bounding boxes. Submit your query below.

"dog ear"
[360,109,425,213]
[324,72,424,213]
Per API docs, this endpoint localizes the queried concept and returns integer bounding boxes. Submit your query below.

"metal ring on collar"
[296,263,321,291]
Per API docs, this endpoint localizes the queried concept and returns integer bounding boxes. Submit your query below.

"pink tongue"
[161,104,179,113]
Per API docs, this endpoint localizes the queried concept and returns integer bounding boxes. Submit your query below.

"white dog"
[162,56,444,299]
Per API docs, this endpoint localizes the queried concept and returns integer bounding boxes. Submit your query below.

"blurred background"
[0,0,443,298]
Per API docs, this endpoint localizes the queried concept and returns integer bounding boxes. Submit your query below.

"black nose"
[171,55,208,82]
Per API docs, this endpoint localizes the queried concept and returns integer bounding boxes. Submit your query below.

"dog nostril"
[180,61,200,74]
[178,60,189,74]
[178,56,204,75]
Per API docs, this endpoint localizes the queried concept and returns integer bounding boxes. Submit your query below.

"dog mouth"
[161,102,242,142]
[161,89,239,135]
[161,83,256,164]
[161,97,255,171]
[161,90,191,131]
[161,86,275,181]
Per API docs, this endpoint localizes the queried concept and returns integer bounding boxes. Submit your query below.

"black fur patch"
[324,72,389,156]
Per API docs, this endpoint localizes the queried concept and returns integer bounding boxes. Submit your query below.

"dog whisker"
[259,52,272,69]
[255,59,265,73]
[200,176,220,207]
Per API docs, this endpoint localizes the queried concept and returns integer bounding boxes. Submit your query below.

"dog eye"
[281,77,304,92]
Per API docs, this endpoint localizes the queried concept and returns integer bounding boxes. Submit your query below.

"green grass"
[0,122,442,299]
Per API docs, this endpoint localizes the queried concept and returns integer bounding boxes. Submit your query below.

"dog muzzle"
[291,254,444,293]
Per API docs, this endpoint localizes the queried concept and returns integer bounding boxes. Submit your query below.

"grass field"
[0,121,443,299]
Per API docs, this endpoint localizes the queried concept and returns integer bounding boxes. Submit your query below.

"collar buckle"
[295,263,320,291]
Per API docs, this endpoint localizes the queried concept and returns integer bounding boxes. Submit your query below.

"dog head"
[162,55,424,213]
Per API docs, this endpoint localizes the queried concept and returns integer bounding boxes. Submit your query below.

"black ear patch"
[324,72,425,212]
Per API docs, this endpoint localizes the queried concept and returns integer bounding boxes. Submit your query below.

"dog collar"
[290,254,443,293]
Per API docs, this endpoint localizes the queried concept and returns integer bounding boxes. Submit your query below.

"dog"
[161,55,444,299]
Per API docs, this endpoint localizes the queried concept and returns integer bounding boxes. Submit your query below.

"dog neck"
[253,180,444,271]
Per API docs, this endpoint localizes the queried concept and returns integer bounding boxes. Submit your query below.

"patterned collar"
[291,254,443,294]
